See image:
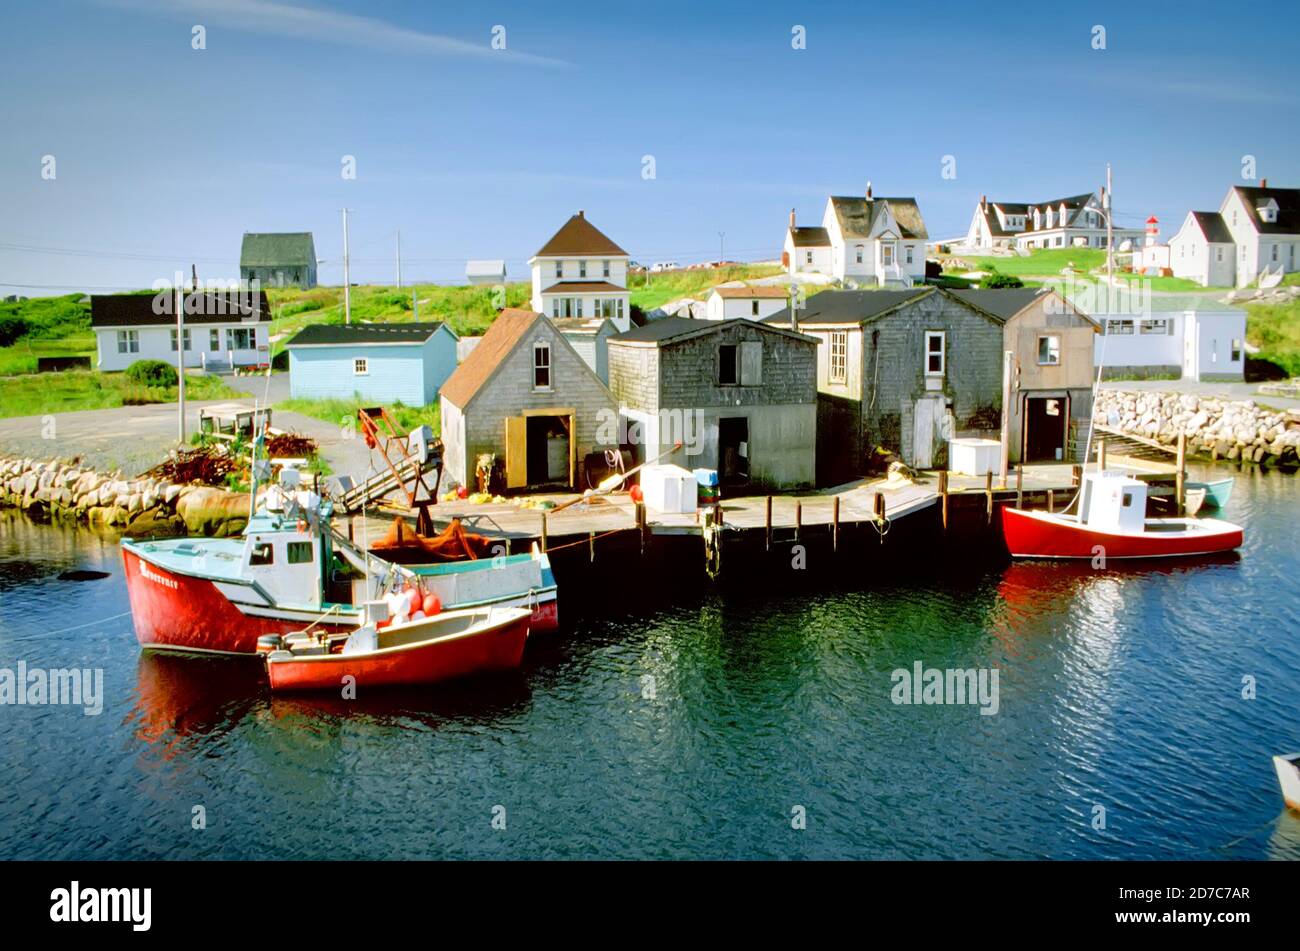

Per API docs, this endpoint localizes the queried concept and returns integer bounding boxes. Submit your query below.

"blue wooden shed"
[285,322,459,407]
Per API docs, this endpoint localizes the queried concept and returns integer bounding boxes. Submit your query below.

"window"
[1107,319,1134,335]
[579,260,587,278]
[1216,247,1223,262]
[854,244,863,264]
[1139,318,1171,335]
[116,330,139,354]
[1231,338,1242,362]
[1272,244,1279,262]
[226,328,254,350]
[354,358,368,375]
[248,542,274,566]
[829,331,847,383]
[925,331,945,376]
[602,259,610,278]
[554,261,563,278]
[552,300,560,318]
[905,246,914,265]
[210,328,221,350]
[718,345,738,385]
[287,541,314,564]
[533,343,551,389]
[805,251,813,265]
[1037,335,1060,365]
[1122,492,1134,509]
[617,299,625,322]
[170,328,191,351]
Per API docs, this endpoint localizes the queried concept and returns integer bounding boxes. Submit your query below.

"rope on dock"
[44,610,133,636]
[542,527,626,554]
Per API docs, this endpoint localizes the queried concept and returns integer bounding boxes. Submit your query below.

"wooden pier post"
[1098,436,1107,471]
[636,501,647,556]
[832,495,840,552]
[938,470,949,532]
[765,495,773,551]
[985,471,994,525]
[794,500,802,542]
[540,511,549,553]
[589,531,595,563]
[1072,464,1082,487]
[1015,464,1023,509]
[1047,489,1055,513]
[873,491,886,544]
[1176,432,1187,516]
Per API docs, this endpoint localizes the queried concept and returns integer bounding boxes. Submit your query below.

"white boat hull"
[1274,754,1300,812]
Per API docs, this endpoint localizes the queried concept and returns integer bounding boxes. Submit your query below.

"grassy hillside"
[0,369,237,416]
[0,293,95,374]
[626,264,786,311]
[1244,300,1300,376]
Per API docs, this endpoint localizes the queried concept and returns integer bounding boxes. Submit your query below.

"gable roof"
[1230,185,1300,235]
[91,290,271,327]
[945,288,1051,321]
[982,193,1099,232]
[764,288,931,326]
[439,309,542,408]
[240,232,316,268]
[284,322,447,348]
[610,316,816,347]
[534,211,627,257]
[829,196,929,240]
[711,285,789,299]
[1189,211,1234,243]
[788,226,830,248]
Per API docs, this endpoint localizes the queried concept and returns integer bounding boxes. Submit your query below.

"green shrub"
[271,349,289,371]
[980,273,1024,289]
[0,315,29,347]
[125,359,178,387]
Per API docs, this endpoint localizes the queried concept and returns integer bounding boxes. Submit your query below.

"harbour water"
[1,462,1297,860]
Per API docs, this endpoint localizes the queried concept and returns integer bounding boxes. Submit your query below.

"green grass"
[0,369,239,417]
[1244,299,1300,376]
[278,396,441,437]
[626,264,786,311]
[0,333,97,375]
[954,248,1107,277]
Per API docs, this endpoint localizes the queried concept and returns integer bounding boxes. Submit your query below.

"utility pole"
[999,350,1014,485]
[1104,163,1113,316]
[395,229,402,289]
[342,208,352,324]
[718,231,725,263]
[175,279,186,443]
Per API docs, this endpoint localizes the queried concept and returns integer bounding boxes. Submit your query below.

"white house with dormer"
[529,211,631,332]
[965,191,1143,251]
[783,184,928,286]
[1218,182,1300,286]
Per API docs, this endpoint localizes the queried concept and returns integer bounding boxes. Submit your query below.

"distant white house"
[466,260,507,285]
[705,285,789,320]
[1085,296,1246,382]
[91,289,271,372]
[965,191,1143,252]
[529,210,631,332]
[783,184,928,286]
[1165,211,1236,287]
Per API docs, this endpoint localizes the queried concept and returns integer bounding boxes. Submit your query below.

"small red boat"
[261,606,531,692]
[1002,471,1243,560]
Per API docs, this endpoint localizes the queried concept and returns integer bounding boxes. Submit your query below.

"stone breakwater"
[1094,390,1300,467]
[0,456,254,537]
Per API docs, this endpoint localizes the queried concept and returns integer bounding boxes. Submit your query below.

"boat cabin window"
[249,542,274,565]
[287,541,314,564]
[1122,492,1134,508]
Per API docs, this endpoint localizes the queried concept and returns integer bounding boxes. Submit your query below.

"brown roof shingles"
[534,212,627,257]
[439,308,542,409]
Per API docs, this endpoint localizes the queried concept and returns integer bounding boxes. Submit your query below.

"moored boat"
[1188,476,1234,510]
[1002,471,1243,559]
[262,606,531,691]
[1274,754,1300,812]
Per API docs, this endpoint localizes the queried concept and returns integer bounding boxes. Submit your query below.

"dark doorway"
[526,415,570,487]
[1025,396,1067,462]
[718,416,749,485]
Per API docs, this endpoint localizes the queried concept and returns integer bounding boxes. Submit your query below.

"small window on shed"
[718,345,738,385]
[533,343,551,389]
[354,358,368,375]
[1037,335,1060,365]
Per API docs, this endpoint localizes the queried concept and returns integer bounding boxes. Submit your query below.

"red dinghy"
[1002,471,1243,560]
[261,606,531,692]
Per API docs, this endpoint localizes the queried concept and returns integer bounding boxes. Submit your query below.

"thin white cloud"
[101,0,571,68]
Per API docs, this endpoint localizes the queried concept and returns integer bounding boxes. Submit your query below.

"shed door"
[505,416,527,489]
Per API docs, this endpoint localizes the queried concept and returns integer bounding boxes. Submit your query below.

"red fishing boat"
[260,606,531,691]
[1002,471,1243,560]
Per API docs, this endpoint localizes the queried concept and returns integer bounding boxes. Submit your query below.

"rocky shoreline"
[1094,390,1300,467]
[0,456,254,537]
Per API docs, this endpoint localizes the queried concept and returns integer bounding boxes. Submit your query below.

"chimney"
[980,194,987,208]
[1260,178,1268,188]
[789,208,796,230]
[191,264,198,291]
[577,209,585,218]
[866,180,873,200]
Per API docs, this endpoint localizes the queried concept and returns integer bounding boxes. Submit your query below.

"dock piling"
[832,495,840,552]
[1176,432,1187,516]
[1015,464,1023,509]
[540,512,548,553]
[1047,489,1054,513]
[765,495,773,551]
[938,470,949,532]
[794,500,802,542]
[985,471,993,525]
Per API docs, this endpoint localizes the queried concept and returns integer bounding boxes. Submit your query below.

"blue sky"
[1,0,1297,293]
